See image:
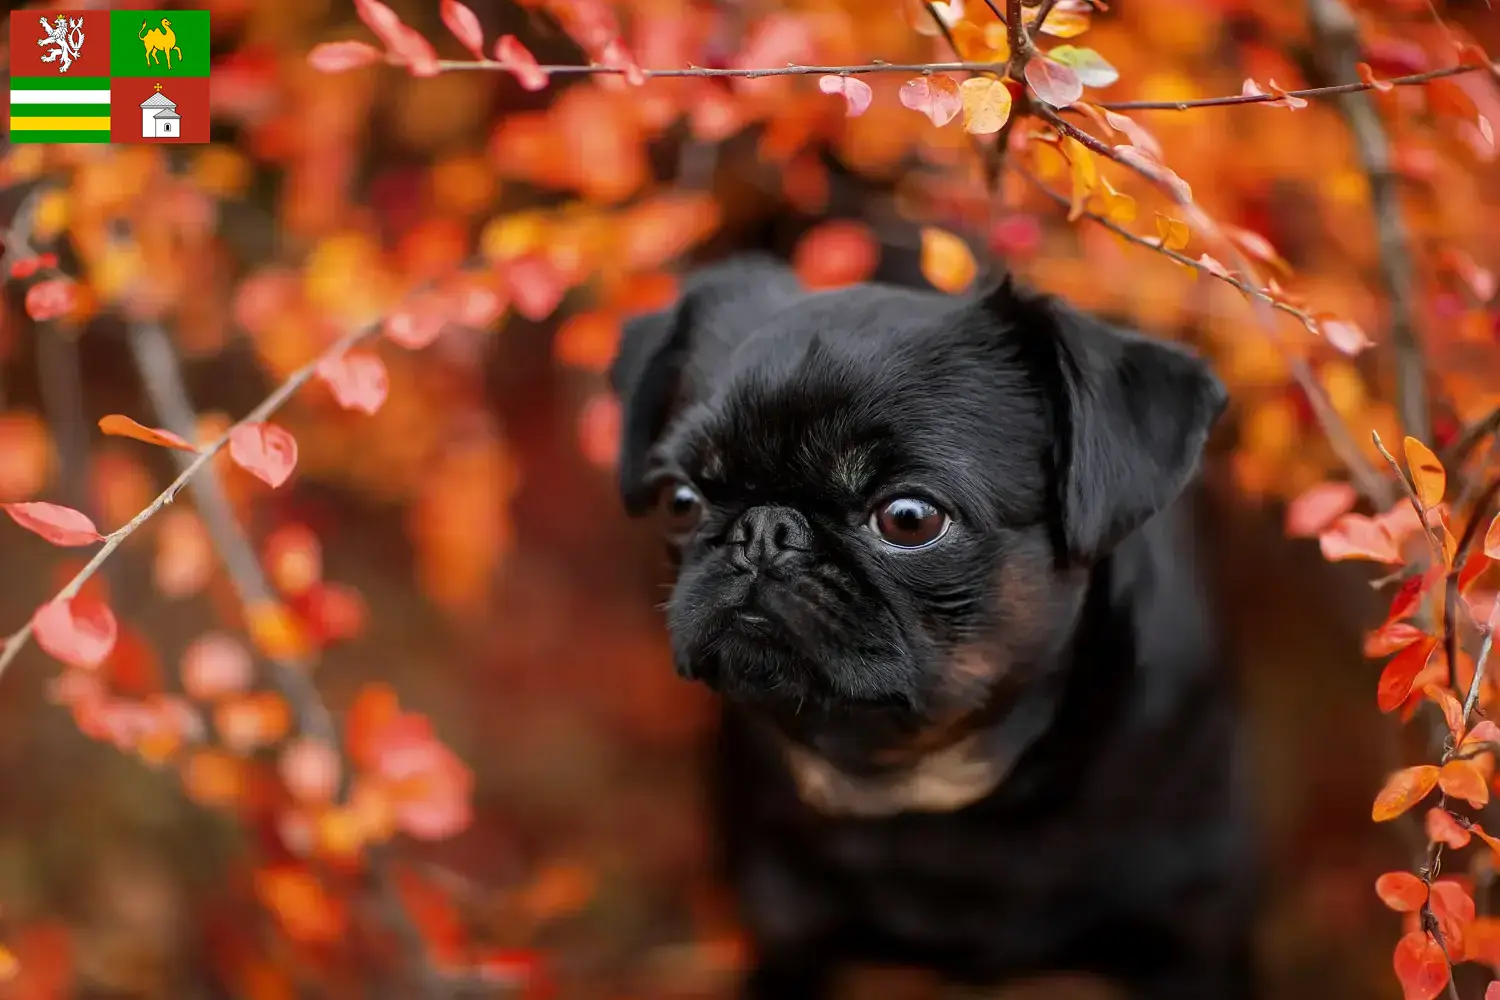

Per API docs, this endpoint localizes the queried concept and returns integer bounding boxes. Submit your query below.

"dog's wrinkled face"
[610,256,1226,750]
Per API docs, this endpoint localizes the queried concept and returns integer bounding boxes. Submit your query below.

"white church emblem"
[140,84,181,139]
[38,15,86,74]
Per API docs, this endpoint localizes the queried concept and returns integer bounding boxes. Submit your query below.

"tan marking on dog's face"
[782,735,1008,818]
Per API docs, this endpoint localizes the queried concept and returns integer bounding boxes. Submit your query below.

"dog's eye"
[870,497,950,549]
[658,481,705,537]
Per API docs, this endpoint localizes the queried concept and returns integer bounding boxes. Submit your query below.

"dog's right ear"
[609,255,805,515]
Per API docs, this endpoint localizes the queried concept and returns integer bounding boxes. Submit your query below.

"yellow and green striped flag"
[9,75,111,144]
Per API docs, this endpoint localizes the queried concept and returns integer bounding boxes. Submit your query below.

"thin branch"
[1005,0,1036,81]
[127,322,443,998]
[1443,406,1500,474]
[1018,167,1392,504]
[1033,0,1063,31]
[421,52,1492,110]
[0,321,372,684]
[1309,0,1429,446]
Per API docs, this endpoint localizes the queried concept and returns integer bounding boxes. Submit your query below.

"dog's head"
[610,255,1225,750]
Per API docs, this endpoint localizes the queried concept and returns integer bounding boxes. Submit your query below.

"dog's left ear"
[979,280,1228,564]
[609,255,806,515]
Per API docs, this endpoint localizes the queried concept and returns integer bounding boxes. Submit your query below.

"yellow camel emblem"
[138,18,182,69]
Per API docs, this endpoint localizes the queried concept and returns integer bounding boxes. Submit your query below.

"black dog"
[610,256,1254,999]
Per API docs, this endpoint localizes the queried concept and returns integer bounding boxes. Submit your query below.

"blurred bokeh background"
[1,0,1499,997]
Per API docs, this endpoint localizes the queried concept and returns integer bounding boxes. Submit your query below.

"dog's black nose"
[729,505,811,573]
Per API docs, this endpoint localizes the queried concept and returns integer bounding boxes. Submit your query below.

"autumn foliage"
[1,0,1499,996]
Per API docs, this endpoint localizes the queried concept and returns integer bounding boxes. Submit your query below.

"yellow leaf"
[951,21,1009,63]
[32,189,70,241]
[1031,140,1067,181]
[480,211,549,262]
[1088,176,1137,224]
[1403,436,1446,509]
[1155,213,1190,251]
[1060,136,1096,222]
[958,77,1014,135]
[920,227,978,294]
[1035,9,1091,38]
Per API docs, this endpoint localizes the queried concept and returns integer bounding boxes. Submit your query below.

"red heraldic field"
[8,11,112,143]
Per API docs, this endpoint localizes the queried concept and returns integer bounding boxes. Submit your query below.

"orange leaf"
[1423,684,1465,740]
[254,866,347,944]
[1484,514,1500,560]
[1320,512,1402,564]
[919,228,978,294]
[264,523,322,598]
[1372,765,1440,821]
[98,414,197,452]
[245,600,311,662]
[1404,437,1446,509]
[1440,758,1490,807]
[3,502,103,546]
[792,220,880,291]
[346,682,401,770]
[1377,638,1438,712]
[1393,931,1450,1000]
[1154,214,1190,253]
[180,747,246,808]
[1427,807,1471,849]
[32,595,118,669]
[215,692,293,753]
[228,423,298,489]
[1358,62,1395,92]
[958,76,1013,135]
[1376,871,1429,912]
[1462,720,1500,752]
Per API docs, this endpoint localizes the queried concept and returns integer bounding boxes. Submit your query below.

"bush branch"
[1309,0,1430,446]
[1018,167,1392,505]
[127,322,442,997]
[0,321,372,685]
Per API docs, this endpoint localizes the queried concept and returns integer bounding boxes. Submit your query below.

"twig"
[1443,407,1500,475]
[0,321,372,684]
[1309,0,1429,446]
[1018,167,1392,504]
[1033,0,1062,31]
[1005,0,1036,81]
[127,322,443,998]
[418,53,1493,111]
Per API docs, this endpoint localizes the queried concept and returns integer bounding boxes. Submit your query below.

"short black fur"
[610,256,1253,998]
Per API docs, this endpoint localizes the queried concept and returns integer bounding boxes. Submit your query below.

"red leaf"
[1285,481,1357,537]
[1378,638,1438,712]
[353,0,439,77]
[384,295,448,350]
[307,41,385,73]
[1486,982,1500,1000]
[316,352,389,415]
[1393,931,1450,1000]
[3,502,103,546]
[1358,61,1395,93]
[98,414,198,452]
[228,423,299,489]
[1373,765,1440,821]
[1319,512,1402,564]
[1426,807,1471,849]
[1364,621,1425,658]
[24,278,76,322]
[32,595,118,669]
[598,38,645,86]
[818,75,874,117]
[494,35,548,91]
[899,75,962,127]
[439,0,485,60]
[1376,871,1429,912]
[502,254,566,320]
[1431,881,1476,955]
[1387,574,1430,624]
[1026,57,1084,108]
